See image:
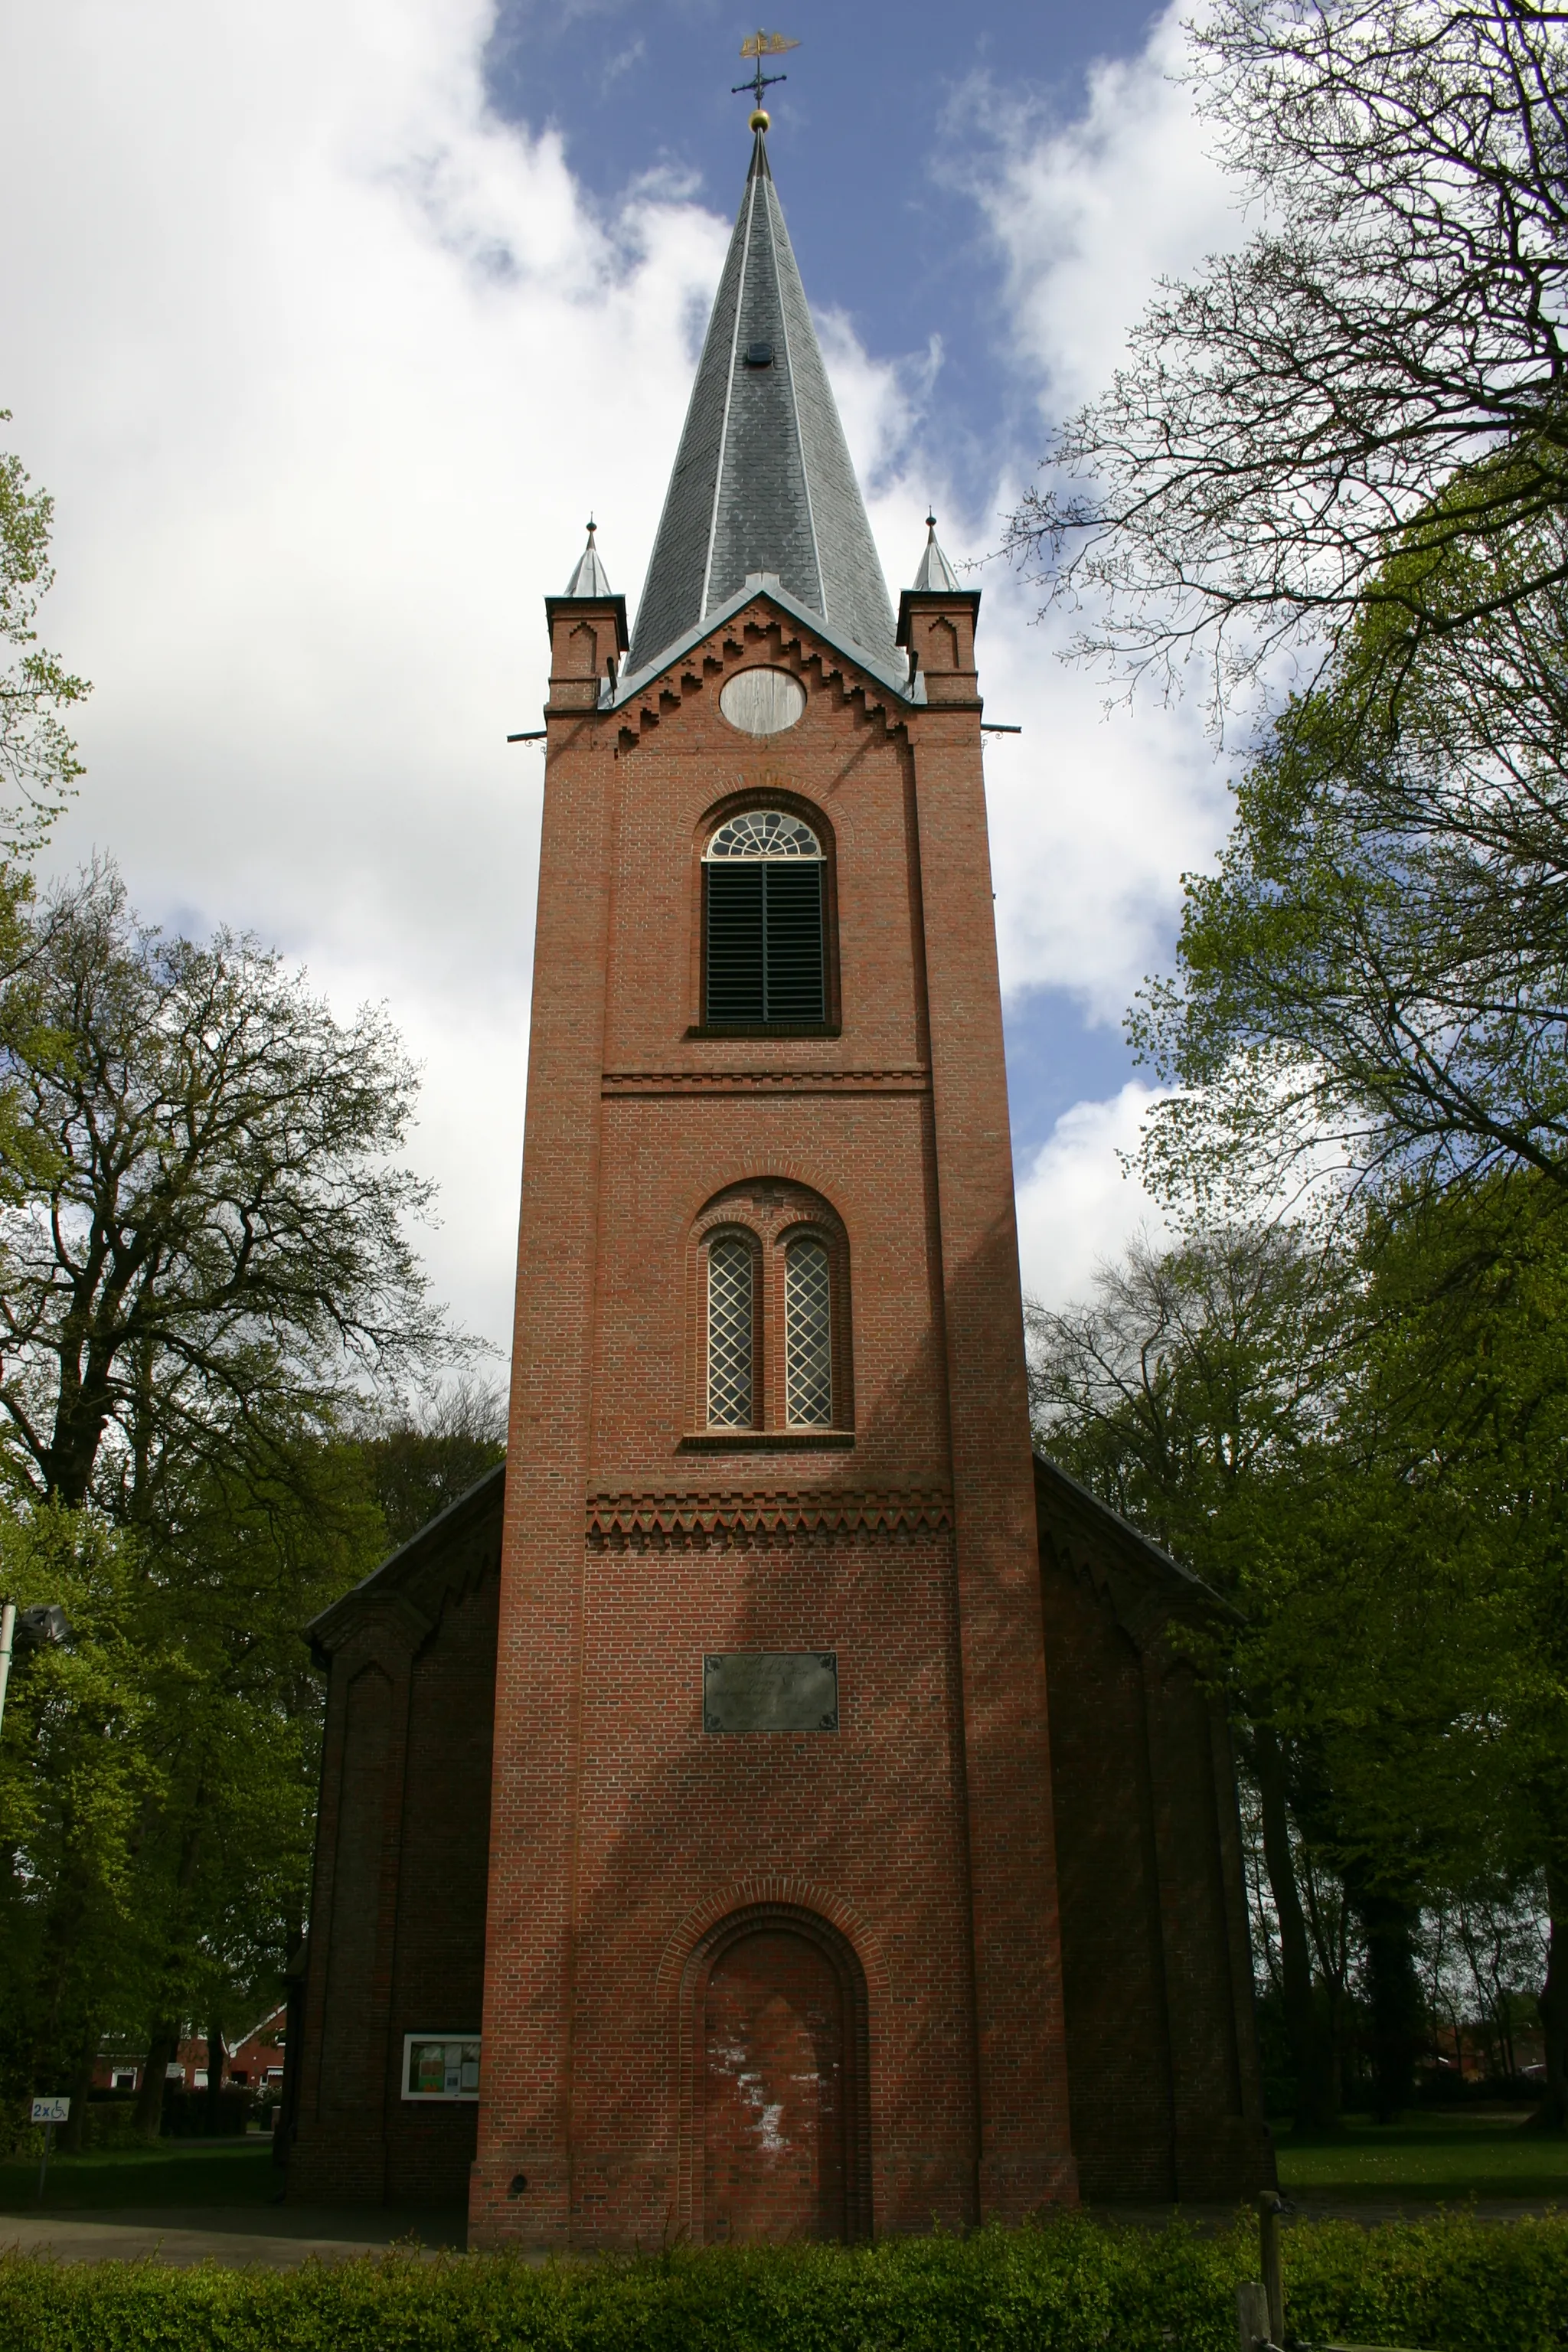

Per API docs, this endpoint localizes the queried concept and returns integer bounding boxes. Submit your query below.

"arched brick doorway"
[682,1904,871,2244]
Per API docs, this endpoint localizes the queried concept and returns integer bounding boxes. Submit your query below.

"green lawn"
[5,2115,1562,2219]
[0,2139,276,2212]
[1274,2108,1568,2201]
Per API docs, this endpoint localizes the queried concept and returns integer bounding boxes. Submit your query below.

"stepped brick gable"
[285,123,1273,2242]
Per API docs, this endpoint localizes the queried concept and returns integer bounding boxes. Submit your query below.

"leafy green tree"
[0,423,88,1214]
[0,439,487,2135]
[0,418,87,854]
[0,861,459,1525]
[1028,1215,1554,2122]
[119,1430,389,2140]
[1351,1179,1568,2128]
[0,1443,389,2145]
[0,860,479,2130]
[0,1506,165,2142]
[1032,1197,1568,2128]
[1132,498,1568,1214]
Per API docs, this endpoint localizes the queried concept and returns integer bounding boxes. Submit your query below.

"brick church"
[283,119,1273,2249]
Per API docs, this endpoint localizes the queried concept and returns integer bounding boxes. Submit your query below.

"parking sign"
[31,2096,69,2125]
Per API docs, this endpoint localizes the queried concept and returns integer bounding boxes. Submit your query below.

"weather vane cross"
[733,28,799,119]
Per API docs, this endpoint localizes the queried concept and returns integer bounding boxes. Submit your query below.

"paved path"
[0,2203,466,2269]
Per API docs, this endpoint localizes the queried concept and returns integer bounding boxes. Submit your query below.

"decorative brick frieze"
[615,610,911,751]
[586,1487,954,1548]
[602,1067,929,1096]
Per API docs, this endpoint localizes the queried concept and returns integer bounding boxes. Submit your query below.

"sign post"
[31,2096,68,2201]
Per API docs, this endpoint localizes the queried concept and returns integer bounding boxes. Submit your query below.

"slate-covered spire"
[627,127,898,683]
[563,519,613,598]
[910,513,962,593]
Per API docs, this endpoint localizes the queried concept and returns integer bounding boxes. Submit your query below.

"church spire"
[626,126,898,684]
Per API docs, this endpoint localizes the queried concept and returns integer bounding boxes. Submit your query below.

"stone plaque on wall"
[703,1651,838,1733]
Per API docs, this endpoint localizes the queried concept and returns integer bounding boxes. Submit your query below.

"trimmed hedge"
[0,2212,1563,2352]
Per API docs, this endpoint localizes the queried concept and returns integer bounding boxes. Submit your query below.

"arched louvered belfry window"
[706,1231,756,1428]
[783,1236,833,1426]
[704,808,825,1025]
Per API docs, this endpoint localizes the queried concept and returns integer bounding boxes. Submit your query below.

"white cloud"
[1,0,730,1349]
[1015,1086,1171,1312]
[959,4,1237,420]
[854,8,1243,1027]
[0,0,1235,1362]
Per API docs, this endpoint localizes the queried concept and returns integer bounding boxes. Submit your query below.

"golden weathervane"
[733,29,800,126]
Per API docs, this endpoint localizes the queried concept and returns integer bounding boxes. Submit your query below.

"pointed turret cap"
[910,513,962,594]
[627,129,898,684]
[563,520,613,599]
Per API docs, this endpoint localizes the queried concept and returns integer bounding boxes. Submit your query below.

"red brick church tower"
[472,117,1075,2248]
[286,117,1272,2247]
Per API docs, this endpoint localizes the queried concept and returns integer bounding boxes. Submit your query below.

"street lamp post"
[0,1602,15,1737]
[0,1603,70,1735]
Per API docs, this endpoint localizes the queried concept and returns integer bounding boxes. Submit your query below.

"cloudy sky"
[0,0,1244,1362]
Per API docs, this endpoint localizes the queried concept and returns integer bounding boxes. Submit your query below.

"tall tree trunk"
[1348,1877,1424,2122]
[133,1791,208,2144]
[58,2030,99,2154]
[1253,1721,1339,2128]
[204,2023,225,2137]
[134,2020,178,2143]
[1537,1854,1567,2132]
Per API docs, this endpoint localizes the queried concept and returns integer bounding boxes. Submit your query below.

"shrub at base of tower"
[0,2215,1565,2351]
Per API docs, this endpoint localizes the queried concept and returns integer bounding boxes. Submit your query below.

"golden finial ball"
[750,107,770,131]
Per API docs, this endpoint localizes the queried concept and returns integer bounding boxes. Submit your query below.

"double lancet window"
[704,809,825,1026]
[696,1190,848,1438]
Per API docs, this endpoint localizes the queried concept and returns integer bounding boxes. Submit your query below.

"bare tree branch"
[1005,1,1568,707]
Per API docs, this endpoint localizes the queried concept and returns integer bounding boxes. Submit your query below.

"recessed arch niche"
[678,1903,872,2244]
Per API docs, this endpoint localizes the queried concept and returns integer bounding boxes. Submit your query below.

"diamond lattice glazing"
[707,1235,755,1427]
[706,809,821,860]
[785,1239,832,1426]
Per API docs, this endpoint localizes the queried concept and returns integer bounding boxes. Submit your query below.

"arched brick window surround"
[688,788,841,1036]
[667,1896,876,2243]
[687,1182,854,1439]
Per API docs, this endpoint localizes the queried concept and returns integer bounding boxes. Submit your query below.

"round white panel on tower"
[719,668,806,736]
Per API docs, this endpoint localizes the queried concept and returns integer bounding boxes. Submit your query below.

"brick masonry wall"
[381,1573,498,2206]
[473,592,1075,2250]
[1038,1561,1181,2197]
[289,1507,502,2211]
[556,1522,975,2243]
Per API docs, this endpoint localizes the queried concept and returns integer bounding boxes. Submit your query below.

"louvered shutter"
[762,864,824,1021]
[706,864,766,1021]
[704,858,825,1024]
